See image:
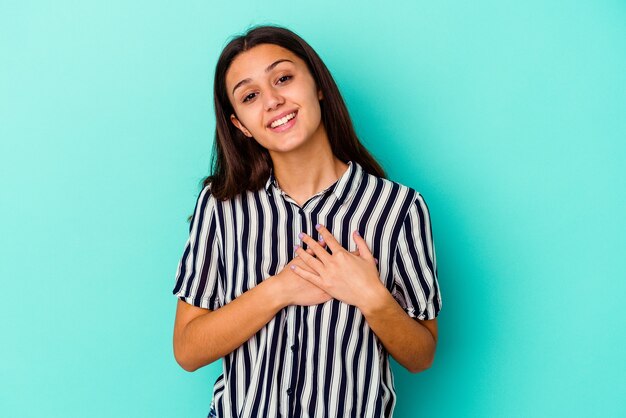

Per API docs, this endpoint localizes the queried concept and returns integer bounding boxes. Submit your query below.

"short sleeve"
[391,193,442,320]
[172,185,223,310]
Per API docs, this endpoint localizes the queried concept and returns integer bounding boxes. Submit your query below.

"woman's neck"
[270,146,349,207]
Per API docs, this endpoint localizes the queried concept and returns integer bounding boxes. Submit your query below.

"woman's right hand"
[273,246,360,307]
[274,253,332,306]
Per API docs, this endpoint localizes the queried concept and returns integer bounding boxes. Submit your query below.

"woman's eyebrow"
[232,59,294,95]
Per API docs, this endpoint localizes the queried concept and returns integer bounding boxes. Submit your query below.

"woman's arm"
[173,256,330,372]
[292,225,438,373]
[359,288,438,373]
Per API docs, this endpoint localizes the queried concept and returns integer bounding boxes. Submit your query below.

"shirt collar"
[265,160,363,204]
[264,169,279,195]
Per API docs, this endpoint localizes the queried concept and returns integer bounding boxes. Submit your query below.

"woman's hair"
[205,24,385,200]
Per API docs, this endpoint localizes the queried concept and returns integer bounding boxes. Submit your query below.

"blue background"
[1,1,624,416]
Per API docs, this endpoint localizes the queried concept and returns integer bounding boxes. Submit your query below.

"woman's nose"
[263,87,284,111]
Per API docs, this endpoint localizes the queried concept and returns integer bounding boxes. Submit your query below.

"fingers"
[297,231,332,264]
[313,224,343,254]
[290,262,325,288]
[297,247,324,261]
[297,226,374,265]
[352,230,374,261]
[294,244,325,271]
[291,254,317,274]
[297,232,326,252]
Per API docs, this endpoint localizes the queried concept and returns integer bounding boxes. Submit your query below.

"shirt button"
[287,388,293,396]
[290,339,298,351]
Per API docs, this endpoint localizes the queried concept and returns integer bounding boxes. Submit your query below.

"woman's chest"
[215,208,398,304]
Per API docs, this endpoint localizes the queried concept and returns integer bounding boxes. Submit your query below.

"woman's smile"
[268,110,298,131]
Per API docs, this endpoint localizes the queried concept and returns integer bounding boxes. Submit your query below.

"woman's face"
[225,43,325,156]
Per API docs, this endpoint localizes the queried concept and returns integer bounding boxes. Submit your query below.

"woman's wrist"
[357,282,394,318]
[264,274,290,310]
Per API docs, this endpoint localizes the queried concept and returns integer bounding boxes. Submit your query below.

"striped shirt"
[173,161,442,418]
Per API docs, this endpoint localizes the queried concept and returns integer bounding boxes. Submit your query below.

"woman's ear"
[318,89,324,100]
[230,114,253,137]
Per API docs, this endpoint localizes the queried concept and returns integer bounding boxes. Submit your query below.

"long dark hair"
[205,24,385,200]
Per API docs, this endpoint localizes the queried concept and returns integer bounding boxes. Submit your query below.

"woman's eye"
[242,92,257,103]
[277,75,292,84]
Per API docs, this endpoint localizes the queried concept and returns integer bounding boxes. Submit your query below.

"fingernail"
[298,232,304,239]
[315,223,321,230]
[355,230,361,237]
[374,258,378,265]
[290,265,296,270]
[318,235,324,242]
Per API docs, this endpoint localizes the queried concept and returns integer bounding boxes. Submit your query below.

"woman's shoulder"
[360,169,424,202]
[197,181,259,205]
[197,182,215,202]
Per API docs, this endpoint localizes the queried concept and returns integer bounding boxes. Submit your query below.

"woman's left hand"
[292,224,385,309]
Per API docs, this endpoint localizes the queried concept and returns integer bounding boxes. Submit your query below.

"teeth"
[270,112,296,128]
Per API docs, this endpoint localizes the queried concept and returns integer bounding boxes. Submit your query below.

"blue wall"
[1,1,624,416]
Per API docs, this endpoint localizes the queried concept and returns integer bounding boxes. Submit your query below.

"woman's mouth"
[269,111,297,132]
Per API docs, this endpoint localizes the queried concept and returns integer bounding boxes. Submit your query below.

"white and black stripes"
[173,161,442,418]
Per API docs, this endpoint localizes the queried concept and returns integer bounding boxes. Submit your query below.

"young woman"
[172,25,442,418]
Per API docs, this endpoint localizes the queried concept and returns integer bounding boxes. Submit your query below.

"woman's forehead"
[226,44,303,89]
